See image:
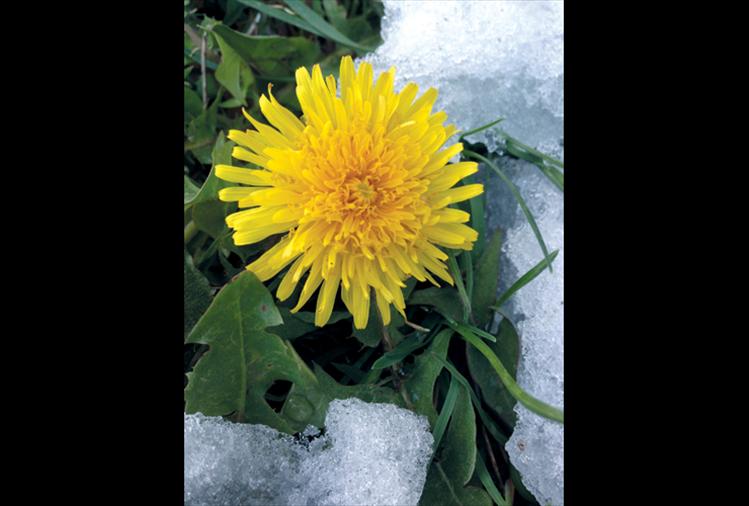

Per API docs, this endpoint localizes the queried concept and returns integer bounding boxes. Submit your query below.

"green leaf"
[310,364,401,410]
[211,24,320,79]
[404,328,452,425]
[420,384,492,506]
[213,27,255,105]
[463,150,554,274]
[272,307,317,340]
[219,97,245,108]
[185,271,287,422]
[184,87,203,122]
[185,93,221,163]
[472,230,502,328]
[466,318,519,427]
[409,287,463,322]
[284,0,374,52]
[493,249,559,309]
[436,386,476,483]
[184,250,212,339]
[190,133,234,239]
[185,271,399,433]
[184,175,201,205]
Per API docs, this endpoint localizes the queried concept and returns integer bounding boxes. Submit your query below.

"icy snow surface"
[490,160,564,506]
[364,1,564,504]
[365,0,564,155]
[184,398,434,506]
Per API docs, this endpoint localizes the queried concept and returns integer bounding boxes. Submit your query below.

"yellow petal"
[429,161,479,192]
[351,283,370,329]
[259,85,305,139]
[218,187,259,202]
[215,165,272,186]
[292,257,324,312]
[277,255,307,301]
[315,259,342,327]
[375,289,391,327]
[431,183,484,208]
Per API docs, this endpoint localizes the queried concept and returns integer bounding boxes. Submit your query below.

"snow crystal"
[363,2,565,504]
[365,0,564,155]
[184,413,306,505]
[184,398,433,506]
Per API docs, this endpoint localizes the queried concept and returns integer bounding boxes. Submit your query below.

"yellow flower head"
[217,56,483,329]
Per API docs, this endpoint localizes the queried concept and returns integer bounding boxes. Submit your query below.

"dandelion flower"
[216,56,483,329]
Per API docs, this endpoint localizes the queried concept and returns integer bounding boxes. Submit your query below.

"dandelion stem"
[380,316,413,410]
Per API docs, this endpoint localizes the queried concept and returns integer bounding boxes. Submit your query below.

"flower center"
[288,119,430,256]
[355,181,374,201]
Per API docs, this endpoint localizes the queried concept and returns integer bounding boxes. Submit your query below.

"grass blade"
[431,311,497,344]
[447,320,564,423]
[371,334,429,370]
[236,0,324,37]
[463,322,497,343]
[500,132,564,192]
[284,0,374,52]
[330,362,365,383]
[431,376,461,452]
[463,149,554,273]
[500,131,563,168]
[334,346,376,384]
[476,452,508,506]
[431,353,507,445]
[458,116,505,141]
[447,252,472,322]
[492,249,559,309]
[531,160,564,192]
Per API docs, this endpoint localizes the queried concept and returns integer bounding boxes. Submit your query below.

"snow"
[489,160,564,506]
[184,398,433,505]
[365,0,564,156]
